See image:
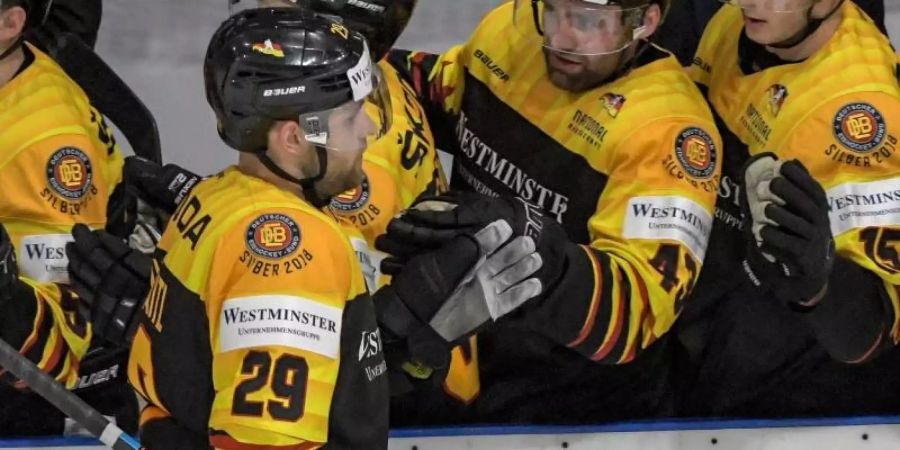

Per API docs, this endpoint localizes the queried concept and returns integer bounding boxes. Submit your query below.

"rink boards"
[3,416,900,449]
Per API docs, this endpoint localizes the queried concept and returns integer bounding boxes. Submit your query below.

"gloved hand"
[66,224,152,346]
[123,156,203,215]
[375,191,567,291]
[741,155,835,308]
[0,224,18,304]
[375,220,543,381]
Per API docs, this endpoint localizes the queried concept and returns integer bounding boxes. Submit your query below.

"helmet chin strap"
[257,144,332,208]
[768,0,844,49]
[0,36,23,62]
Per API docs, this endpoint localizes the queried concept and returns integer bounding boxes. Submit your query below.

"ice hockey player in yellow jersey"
[231,0,482,420]
[382,0,722,424]
[0,0,133,436]
[125,7,545,449]
[99,0,479,422]
[680,0,900,416]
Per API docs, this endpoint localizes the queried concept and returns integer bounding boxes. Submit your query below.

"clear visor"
[513,0,649,56]
[228,0,300,16]
[719,0,814,13]
[299,64,392,154]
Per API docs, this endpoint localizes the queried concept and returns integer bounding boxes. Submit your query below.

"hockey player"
[125,7,544,448]
[226,0,488,420]
[679,0,900,416]
[653,0,886,66]
[69,0,487,426]
[0,0,139,436]
[380,0,722,424]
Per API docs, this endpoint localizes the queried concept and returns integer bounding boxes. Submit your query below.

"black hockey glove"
[375,191,567,292]
[741,155,834,308]
[66,224,152,346]
[123,156,203,215]
[0,224,18,304]
[375,220,543,383]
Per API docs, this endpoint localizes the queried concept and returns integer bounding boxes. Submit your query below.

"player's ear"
[270,120,309,158]
[636,3,661,40]
[0,6,27,41]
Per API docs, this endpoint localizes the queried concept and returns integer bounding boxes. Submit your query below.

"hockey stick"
[46,32,163,164]
[0,337,142,450]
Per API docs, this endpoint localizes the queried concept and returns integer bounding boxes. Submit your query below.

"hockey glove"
[375,220,543,380]
[741,155,835,307]
[376,191,567,293]
[740,153,788,288]
[123,156,203,215]
[0,224,18,304]
[66,224,152,346]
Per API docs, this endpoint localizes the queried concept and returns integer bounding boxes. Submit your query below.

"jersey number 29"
[232,351,309,422]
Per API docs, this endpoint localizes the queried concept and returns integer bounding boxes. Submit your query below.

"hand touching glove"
[741,154,835,308]
[107,155,196,240]
[66,224,152,346]
[374,219,543,381]
[375,191,567,292]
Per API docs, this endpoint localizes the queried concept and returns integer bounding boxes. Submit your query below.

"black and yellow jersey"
[688,1,900,338]
[0,42,122,283]
[389,1,720,422]
[0,42,122,387]
[128,167,388,449]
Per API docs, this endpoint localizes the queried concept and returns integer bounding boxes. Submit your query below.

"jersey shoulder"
[0,44,96,157]
[162,168,364,303]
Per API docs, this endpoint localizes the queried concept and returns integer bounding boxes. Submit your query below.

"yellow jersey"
[689,1,900,338]
[0,42,122,386]
[129,168,388,449]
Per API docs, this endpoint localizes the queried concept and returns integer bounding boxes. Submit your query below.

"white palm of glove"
[429,219,544,342]
[745,155,784,263]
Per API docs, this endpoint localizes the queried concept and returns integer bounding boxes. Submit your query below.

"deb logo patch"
[674,128,717,180]
[330,177,371,212]
[833,102,886,152]
[46,147,93,200]
[245,214,301,259]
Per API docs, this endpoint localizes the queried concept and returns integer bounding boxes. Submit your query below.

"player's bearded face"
[538,2,635,92]
[543,46,627,92]
[310,101,375,196]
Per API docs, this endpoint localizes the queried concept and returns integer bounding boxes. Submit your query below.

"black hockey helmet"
[0,0,53,29]
[228,0,416,61]
[205,6,390,154]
